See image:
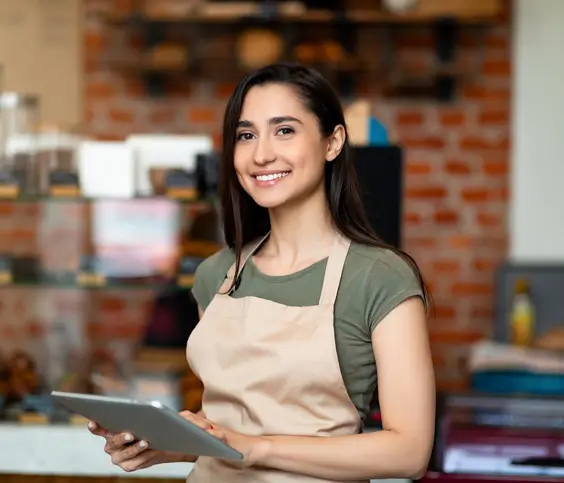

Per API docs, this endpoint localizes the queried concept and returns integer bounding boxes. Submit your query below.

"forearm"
[177,453,198,463]
[257,430,430,481]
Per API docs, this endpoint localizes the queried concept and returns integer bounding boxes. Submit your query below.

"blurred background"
[0,0,563,482]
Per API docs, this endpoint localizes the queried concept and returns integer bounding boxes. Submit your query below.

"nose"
[253,136,276,165]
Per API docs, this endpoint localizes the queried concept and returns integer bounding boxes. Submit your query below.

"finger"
[105,432,136,453]
[207,428,227,442]
[88,421,109,437]
[179,411,212,430]
[119,450,160,473]
[113,431,137,447]
[111,440,149,465]
[128,450,162,471]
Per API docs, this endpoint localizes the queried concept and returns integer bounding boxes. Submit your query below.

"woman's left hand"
[205,421,268,467]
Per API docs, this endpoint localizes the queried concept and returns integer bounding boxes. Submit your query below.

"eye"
[236,132,254,141]
[276,127,294,136]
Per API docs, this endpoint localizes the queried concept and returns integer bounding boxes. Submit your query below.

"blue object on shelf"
[471,370,564,396]
[368,117,389,146]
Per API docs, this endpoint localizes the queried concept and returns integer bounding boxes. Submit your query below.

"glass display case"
[0,195,222,423]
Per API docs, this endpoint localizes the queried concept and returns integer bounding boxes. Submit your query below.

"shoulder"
[342,243,425,332]
[192,247,236,310]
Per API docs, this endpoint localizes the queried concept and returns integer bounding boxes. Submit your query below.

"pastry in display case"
[88,349,129,397]
[5,350,41,403]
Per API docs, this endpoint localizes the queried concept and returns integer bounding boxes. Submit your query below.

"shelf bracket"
[433,17,459,102]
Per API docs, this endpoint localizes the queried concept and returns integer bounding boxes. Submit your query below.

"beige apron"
[186,234,366,482]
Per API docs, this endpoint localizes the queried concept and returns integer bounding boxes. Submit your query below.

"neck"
[265,189,335,262]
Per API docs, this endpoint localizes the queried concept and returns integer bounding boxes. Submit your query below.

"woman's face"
[233,83,342,209]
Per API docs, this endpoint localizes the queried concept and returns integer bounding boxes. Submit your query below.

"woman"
[89,63,436,482]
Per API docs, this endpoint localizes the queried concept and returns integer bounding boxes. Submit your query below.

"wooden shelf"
[108,2,506,25]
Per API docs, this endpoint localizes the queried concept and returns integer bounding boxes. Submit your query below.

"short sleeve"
[191,248,236,311]
[364,250,425,332]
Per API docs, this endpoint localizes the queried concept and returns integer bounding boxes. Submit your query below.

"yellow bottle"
[510,278,535,346]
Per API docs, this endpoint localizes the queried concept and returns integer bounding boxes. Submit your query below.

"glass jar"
[0,93,40,194]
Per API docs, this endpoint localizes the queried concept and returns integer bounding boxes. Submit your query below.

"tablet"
[51,391,243,461]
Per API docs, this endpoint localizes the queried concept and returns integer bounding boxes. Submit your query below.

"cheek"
[233,145,247,174]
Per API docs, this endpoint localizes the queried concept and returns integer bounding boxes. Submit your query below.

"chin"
[250,193,290,209]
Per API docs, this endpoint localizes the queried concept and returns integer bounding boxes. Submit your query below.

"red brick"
[396,111,425,126]
[113,0,135,14]
[462,85,510,101]
[84,32,107,53]
[84,107,94,123]
[434,210,459,225]
[406,186,447,199]
[439,110,466,127]
[445,160,472,175]
[405,237,436,249]
[188,107,217,124]
[128,32,144,50]
[215,82,237,99]
[483,160,508,176]
[448,236,473,249]
[461,187,504,202]
[471,306,493,319]
[124,78,144,97]
[86,82,116,99]
[401,136,446,150]
[93,133,124,141]
[150,108,178,125]
[473,259,498,272]
[477,212,501,227]
[483,60,511,77]
[406,161,432,175]
[431,351,447,368]
[166,79,191,96]
[99,296,126,313]
[0,202,14,215]
[432,260,460,274]
[433,305,457,320]
[451,282,493,296]
[109,108,134,124]
[460,136,509,151]
[484,32,509,50]
[404,212,422,225]
[479,109,509,125]
[430,330,484,344]
[438,380,470,393]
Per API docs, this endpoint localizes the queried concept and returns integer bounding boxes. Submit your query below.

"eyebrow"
[237,116,302,128]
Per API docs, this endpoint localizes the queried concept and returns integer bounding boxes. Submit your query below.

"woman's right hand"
[88,415,211,472]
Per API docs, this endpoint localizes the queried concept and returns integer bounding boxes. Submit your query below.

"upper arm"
[192,248,235,312]
[372,296,435,466]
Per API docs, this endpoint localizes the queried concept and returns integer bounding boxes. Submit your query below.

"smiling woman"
[90,63,436,483]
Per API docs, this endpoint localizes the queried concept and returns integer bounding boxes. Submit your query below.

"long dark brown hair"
[219,63,430,307]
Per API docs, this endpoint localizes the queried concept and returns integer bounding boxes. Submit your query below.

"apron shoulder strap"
[219,232,270,294]
[318,235,351,305]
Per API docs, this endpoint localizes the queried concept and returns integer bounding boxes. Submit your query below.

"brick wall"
[0,1,511,392]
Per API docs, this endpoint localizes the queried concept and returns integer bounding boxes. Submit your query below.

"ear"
[326,125,346,162]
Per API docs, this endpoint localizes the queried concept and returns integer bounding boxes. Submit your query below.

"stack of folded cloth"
[468,329,564,396]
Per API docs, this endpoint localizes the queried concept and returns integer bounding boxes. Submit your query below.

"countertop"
[0,423,410,482]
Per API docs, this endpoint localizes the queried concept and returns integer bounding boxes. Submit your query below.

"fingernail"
[139,440,147,448]
[88,421,95,430]
[124,433,133,442]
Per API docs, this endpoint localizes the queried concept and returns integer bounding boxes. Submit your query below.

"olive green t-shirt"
[191,242,424,423]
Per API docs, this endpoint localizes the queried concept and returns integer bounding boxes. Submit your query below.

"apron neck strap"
[318,235,351,306]
[221,232,270,294]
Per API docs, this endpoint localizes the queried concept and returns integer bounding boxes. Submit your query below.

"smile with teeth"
[254,172,290,181]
